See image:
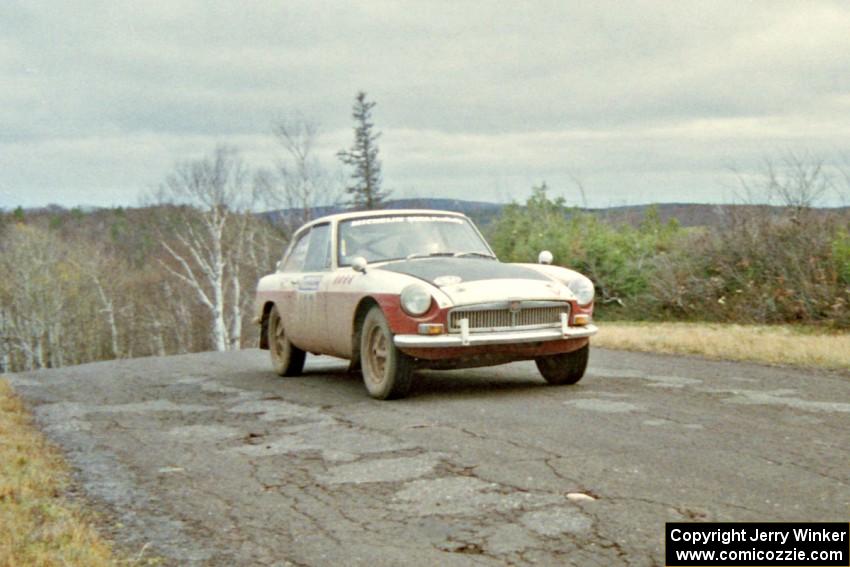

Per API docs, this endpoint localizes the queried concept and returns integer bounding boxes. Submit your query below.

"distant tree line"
[0,201,280,372]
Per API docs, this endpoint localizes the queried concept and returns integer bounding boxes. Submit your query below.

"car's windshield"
[338,215,493,266]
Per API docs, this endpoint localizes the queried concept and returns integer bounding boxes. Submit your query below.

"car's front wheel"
[360,306,414,399]
[535,344,589,385]
[268,305,305,376]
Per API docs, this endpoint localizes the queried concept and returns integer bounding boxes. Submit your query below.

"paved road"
[7,349,849,566]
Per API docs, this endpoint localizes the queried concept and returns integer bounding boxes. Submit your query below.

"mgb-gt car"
[254,209,597,399]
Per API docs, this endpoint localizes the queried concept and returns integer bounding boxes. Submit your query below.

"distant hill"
[264,197,501,216]
[264,198,849,231]
[15,199,847,232]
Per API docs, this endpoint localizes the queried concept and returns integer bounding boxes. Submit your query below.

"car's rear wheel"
[360,306,414,399]
[268,305,305,376]
[535,344,589,385]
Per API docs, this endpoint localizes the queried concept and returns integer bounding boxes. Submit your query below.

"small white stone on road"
[566,492,597,502]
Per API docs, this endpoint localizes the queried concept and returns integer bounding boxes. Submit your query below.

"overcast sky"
[2,1,850,210]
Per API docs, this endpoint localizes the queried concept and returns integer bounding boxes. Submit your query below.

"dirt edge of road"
[596,322,850,372]
[0,378,122,567]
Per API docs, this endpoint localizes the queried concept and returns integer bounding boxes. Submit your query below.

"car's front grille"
[448,301,570,333]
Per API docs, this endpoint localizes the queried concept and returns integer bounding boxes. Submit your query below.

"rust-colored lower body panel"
[400,337,589,370]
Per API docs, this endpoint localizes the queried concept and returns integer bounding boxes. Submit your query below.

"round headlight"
[400,285,432,316]
[568,276,595,306]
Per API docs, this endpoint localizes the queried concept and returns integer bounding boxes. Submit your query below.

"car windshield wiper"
[406,252,455,260]
[453,251,496,259]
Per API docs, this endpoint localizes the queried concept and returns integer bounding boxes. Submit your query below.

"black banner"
[666,522,849,566]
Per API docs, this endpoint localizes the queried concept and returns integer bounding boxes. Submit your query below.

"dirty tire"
[360,306,414,399]
[535,344,589,385]
[268,305,305,377]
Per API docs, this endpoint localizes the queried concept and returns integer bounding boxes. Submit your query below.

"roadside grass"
[595,321,850,371]
[0,378,116,567]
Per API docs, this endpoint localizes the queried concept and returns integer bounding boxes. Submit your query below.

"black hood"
[376,258,551,286]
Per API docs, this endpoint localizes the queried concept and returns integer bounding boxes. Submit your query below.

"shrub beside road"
[489,180,850,329]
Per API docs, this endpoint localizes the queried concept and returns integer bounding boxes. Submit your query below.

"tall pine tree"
[337,92,389,209]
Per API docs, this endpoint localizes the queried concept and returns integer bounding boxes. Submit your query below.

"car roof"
[299,209,469,230]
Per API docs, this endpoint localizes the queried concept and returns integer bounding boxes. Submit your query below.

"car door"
[276,227,311,349]
[289,223,333,353]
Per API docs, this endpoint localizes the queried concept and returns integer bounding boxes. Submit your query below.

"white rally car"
[255,209,597,399]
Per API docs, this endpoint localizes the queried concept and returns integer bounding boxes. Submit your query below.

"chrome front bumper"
[394,324,598,348]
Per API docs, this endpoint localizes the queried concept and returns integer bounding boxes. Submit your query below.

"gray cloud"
[2,1,850,209]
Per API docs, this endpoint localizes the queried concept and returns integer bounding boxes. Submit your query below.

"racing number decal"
[291,274,327,348]
[296,276,323,320]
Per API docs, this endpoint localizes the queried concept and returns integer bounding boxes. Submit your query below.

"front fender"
[371,293,449,335]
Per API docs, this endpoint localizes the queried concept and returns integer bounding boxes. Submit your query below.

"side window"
[281,230,310,273]
[303,223,331,271]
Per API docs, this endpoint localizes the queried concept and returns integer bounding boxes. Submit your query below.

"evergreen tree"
[337,91,389,209]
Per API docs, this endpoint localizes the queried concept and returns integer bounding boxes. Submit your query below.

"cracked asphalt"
[6,348,849,566]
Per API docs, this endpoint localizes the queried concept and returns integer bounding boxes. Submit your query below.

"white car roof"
[299,209,469,230]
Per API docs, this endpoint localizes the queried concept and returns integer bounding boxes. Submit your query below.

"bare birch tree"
[156,146,250,352]
[72,249,125,359]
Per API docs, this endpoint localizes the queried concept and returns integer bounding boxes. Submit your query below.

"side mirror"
[351,256,368,273]
[538,250,553,265]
